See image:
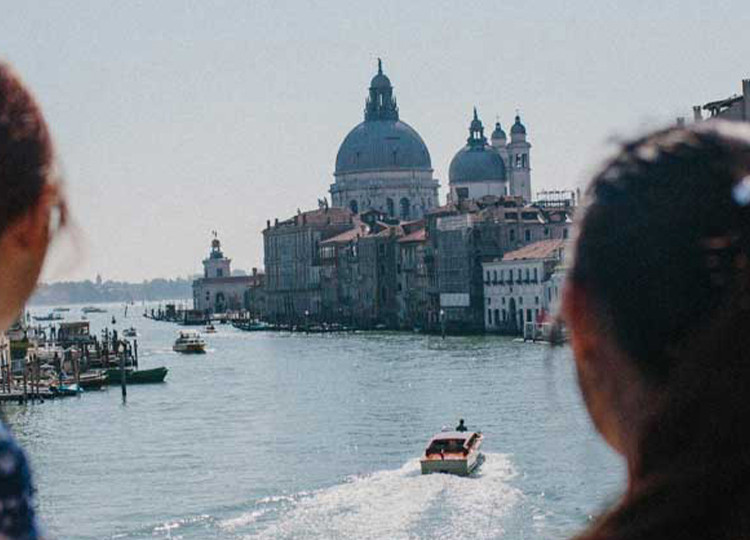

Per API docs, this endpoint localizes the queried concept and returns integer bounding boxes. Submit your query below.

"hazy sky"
[1,1,748,282]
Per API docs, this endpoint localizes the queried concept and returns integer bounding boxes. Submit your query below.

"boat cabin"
[424,431,479,457]
[57,321,92,344]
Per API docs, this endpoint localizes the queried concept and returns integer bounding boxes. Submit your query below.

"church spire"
[364,59,399,121]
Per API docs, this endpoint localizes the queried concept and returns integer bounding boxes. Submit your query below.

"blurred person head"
[564,120,750,539]
[0,61,66,332]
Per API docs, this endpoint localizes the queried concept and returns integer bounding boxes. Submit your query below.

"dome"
[510,115,526,135]
[370,72,392,89]
[449,109,506,184]
[335,119,432,174]
[491,122,506,140]
[449,145,506,184]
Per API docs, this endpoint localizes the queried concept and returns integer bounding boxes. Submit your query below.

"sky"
[1,0,748,282]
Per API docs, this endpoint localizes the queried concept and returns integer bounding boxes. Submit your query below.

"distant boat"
[103,367,168,384]
[204,324,217,334]
[52,307,70,312]
[420,431,484,476]
[123,327,137,338]
[34,312,63,322]
[173,331,206,354]
[232,320,272,332]
[82,306,107,314]
[50,383,83,396]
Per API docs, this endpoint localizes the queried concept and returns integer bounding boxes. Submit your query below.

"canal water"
[5,305,624,539]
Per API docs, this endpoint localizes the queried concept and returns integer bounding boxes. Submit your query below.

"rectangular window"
[487,309,492,323]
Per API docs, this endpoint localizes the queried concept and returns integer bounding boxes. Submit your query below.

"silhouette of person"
[456,419,467,432]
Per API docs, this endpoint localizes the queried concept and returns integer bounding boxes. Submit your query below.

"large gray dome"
[335,119,432,174]
[449,145,506,183]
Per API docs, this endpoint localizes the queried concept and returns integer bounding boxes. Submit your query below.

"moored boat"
[34,312,63,321]
[173,331,206,353]
[123,327,137,337]
[232,320,272,332]
[420,431,483,476]
[103,366,168,384]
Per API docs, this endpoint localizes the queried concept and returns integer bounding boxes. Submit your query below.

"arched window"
[350,200,359,214]
[386,198,395,217]
[400,197,410,219]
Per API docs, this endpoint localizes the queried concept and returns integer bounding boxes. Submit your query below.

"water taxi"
[420,431,483,476]
[173,331,206,354]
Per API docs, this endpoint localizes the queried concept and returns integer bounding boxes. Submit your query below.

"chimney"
[693,105,703,122]
[266,219,271,229]
[743,79,750,121]
[274,218,279,226]
[676,117,685,127]
[252,267,257,277]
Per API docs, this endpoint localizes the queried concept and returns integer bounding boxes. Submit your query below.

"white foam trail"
[222,453,521,540]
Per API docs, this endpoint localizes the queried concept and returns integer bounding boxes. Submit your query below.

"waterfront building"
[448,109,532,204]
[318,218,412,329]
[483,239,566,335]
[425,196,573,333]
[263,206,355,323]
[396,224,429,329]
[693,79,750,122]
[330,60,440,219]
[192,234,265,315]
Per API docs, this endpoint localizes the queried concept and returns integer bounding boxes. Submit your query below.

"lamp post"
[304,310,310,334]
[440,309,446,340]
[118,341,127,401]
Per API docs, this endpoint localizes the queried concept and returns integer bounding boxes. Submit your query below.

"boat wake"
[219,453,520,539]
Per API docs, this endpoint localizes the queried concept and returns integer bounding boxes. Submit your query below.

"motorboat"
[173,331,206,354]
[420,431,483,476]
[123,327,138,338]
[81,306,107,314]
[204,323,217,334]
[34,312,63,322]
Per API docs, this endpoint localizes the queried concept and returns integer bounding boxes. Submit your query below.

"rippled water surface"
[5,305,624,539]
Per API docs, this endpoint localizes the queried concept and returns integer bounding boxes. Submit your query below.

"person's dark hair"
[571,121,750,539]
[0,60,56,236]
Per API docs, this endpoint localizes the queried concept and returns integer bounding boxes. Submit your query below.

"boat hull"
[420,452,482,476]
[173,344,206,354]
[103,367,168,384]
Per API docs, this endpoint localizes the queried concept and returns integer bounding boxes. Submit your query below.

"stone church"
[329,60,440,220]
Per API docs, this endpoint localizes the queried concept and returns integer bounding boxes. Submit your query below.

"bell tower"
[507,114,532,202]
[203,231,232,279]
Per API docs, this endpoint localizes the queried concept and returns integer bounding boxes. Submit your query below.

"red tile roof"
[398,228,426,243]
[502,239,568,261]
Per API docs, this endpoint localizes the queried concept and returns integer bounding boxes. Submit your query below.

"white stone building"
[192,234,263,315]
[330,60,440,220]
[693,79,750,122]
[448,109,532,204]
[483,239,566,335]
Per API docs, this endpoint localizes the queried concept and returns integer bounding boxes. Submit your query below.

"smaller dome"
[491,122,506,140]
[511,115,526,135]
[370,58,391,89]
[370,72,391,89]
[449,146,507,184]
